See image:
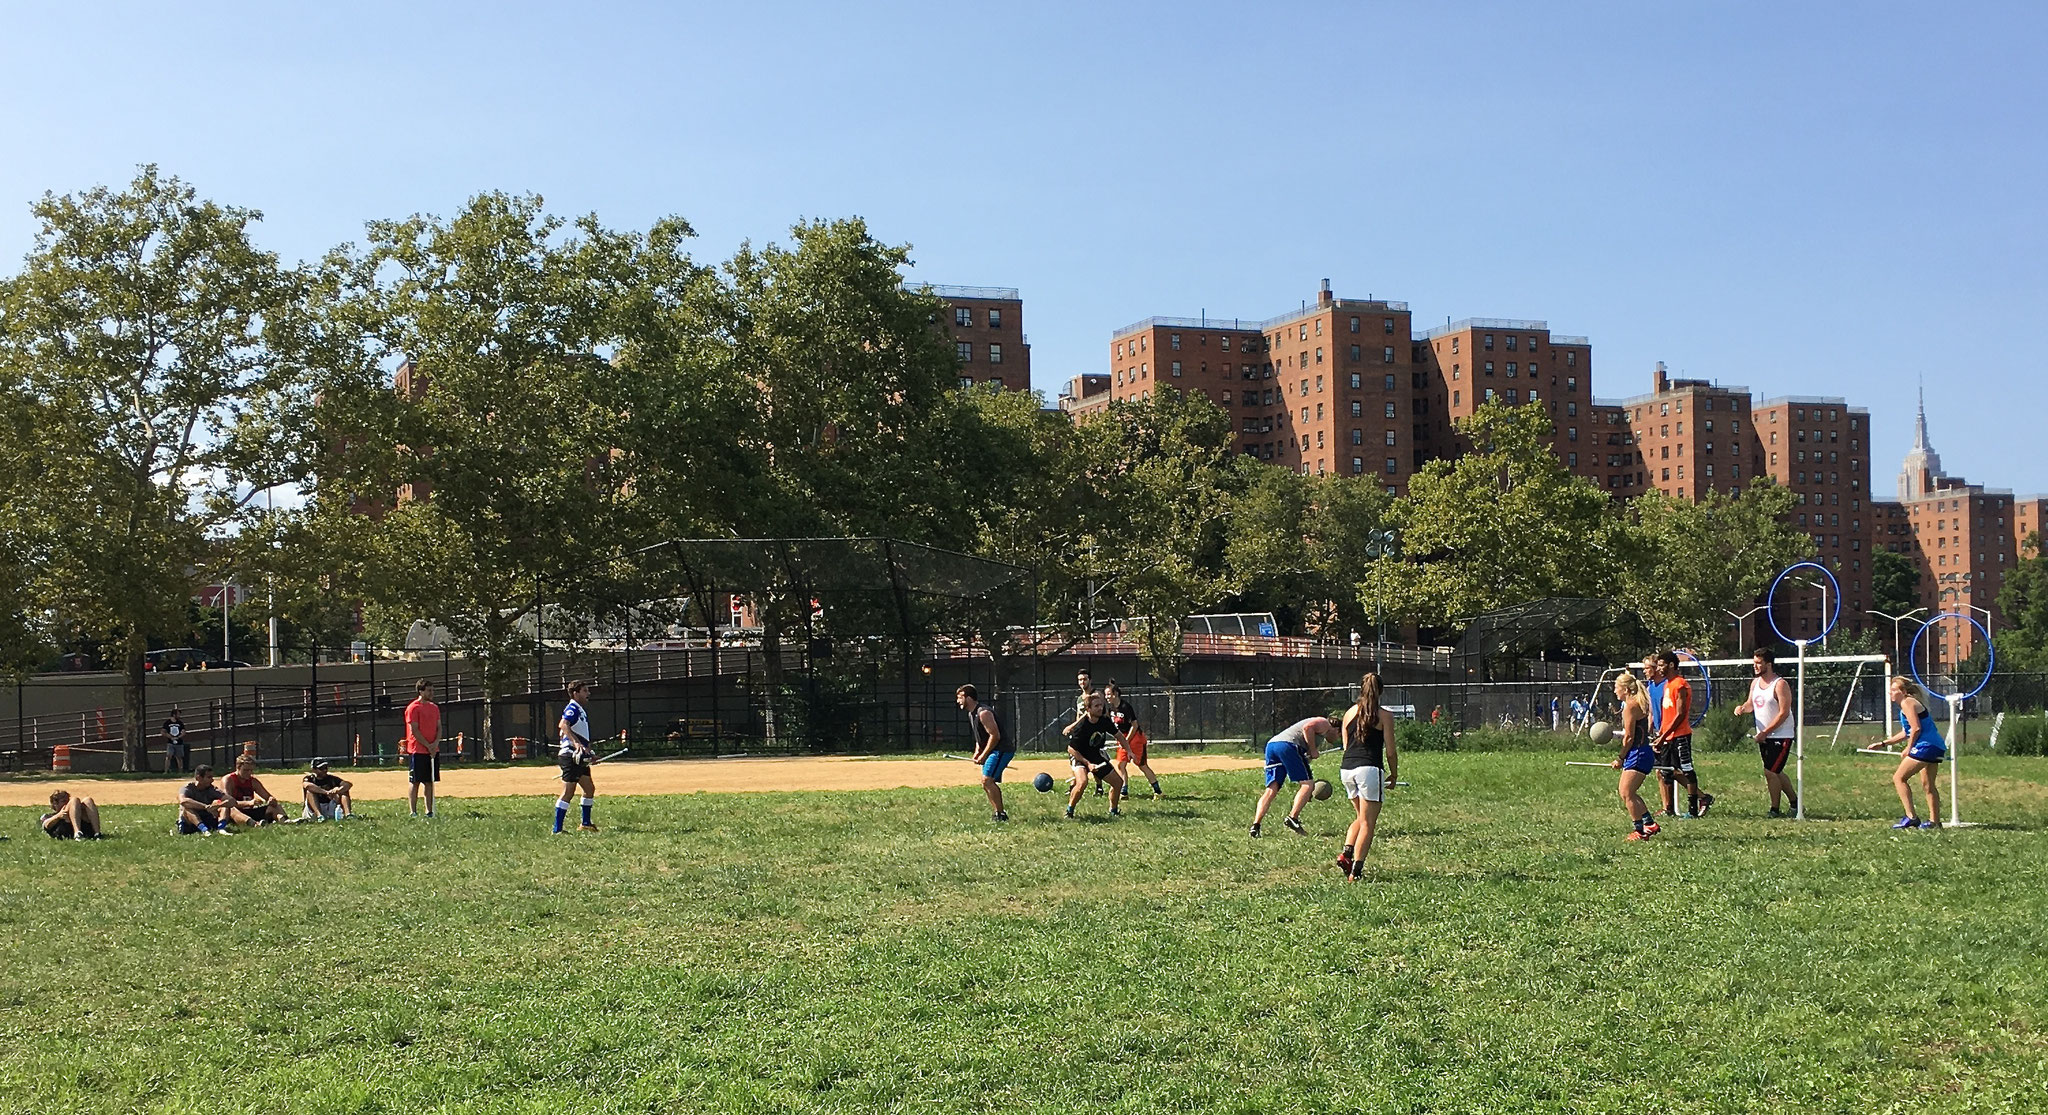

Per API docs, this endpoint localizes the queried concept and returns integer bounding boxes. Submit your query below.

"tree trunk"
[122,625,148,772]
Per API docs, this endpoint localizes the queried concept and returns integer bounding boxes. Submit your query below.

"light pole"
[1800,577,1831,648]
[1724,604,1768,655]
[1866,607,1928,727]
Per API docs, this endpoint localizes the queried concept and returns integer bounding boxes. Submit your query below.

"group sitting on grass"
[175,757,355,835]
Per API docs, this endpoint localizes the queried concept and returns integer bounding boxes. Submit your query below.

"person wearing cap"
[301,759,354,820]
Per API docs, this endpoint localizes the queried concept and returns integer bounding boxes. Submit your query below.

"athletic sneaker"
[1767,807,1785,818]
[1108,808,1121,818]
[578,823,599,833]
[1892,816,1919,829]
[1787,794,1800,815]
[1065,805,1076,819]
[1626,830,1650,842]
[1095,784,1105,796]
[1661,809,1679,818]
[1695,794,1715,818]
[1283,816,1307,836]
[1918,819,1942,830]
[1249,823,1261,838]
[993,811,1008,823]
[1334,854,1354,875]
[1152,790,1163,801]
[1641,820,1662,836]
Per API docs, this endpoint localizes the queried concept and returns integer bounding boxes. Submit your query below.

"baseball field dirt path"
[0,752,1266,808]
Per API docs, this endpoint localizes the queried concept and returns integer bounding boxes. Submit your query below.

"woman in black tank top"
[1336,673,1399,882]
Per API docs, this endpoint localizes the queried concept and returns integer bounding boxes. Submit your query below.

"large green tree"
[1384,401,1625,626]
[312,193,650,747]
[1226,468,1393,639]
[1994,531,2048,671]
[1617,483,1815,650]
[0,167,310,769]
[1870,548,1922,619]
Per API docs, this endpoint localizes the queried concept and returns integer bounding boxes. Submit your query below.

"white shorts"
[1340,765,1383,803]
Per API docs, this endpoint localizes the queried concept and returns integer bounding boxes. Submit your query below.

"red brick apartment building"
[2015,495,2048,559]
[911,283,1031,392]
[1874,398,2015,665]
[1109,284,1597,497]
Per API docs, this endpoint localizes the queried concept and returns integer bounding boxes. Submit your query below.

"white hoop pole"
[1949,696,1962,827]
[1795,639,1807,821]
[1830,658,1866,750]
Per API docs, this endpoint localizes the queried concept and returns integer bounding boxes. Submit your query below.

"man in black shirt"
[302,759,354,820]
[176,766,234,836]
[163,708,188,773]
[1061,692,1126,818]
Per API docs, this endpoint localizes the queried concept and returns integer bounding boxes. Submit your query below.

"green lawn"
[4,752,2046,1114]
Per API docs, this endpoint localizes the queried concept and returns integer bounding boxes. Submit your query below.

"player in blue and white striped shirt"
[553,680,599,833]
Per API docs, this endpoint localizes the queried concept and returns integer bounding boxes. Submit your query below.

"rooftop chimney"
[1318,278,1333,307]
[1654,360,1669,394]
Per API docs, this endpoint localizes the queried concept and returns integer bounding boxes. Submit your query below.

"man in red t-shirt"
[403,679,442,818]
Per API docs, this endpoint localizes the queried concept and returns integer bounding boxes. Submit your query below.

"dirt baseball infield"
[0,752,1265,808]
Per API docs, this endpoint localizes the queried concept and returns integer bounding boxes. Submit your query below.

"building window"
[1384,374,1396,390]
[1352,457,1364,474]
[1568,427,1578,442]
[1451,338,1460,354]
[1485,389,1496,402]
[1567,402,1578,417]
[1454,390,1461,406]
[1171,333,1182,350]
[1568,377,1580,392]
[1352,429,1363,445]
[1384,401,1396,418]
[1170,361,1182,377]
[989,344,1003,364]
[1507,389,1519,403]
[956,341,973,361]
[1350,344,1361,361]
[958,376,974,389]
[1566,351,1577,367]
[1568,453,1578,467]
[1384,430,1396,446]
[1386,458,1399,475]
[1349,316,1360,334]
[1382,318,1394,335]
[987,309,1002,328]
[1350,373,1362,389]
[1383,346,1395,363]
[1484,334,1495,350]
[954,308,972,327]
[1706,464,1715,477]
[1485,362,1495,376]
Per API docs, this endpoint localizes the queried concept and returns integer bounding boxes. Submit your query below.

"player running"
[1610,672,1662,841]
[1104,682,1163,800]
[957,684,1011,822]
[553,680,599,834]
[1250,714,1341,838]
[1335,673,1398,881]
[1733,647,1799,816]
[1651,650,1714,818]
[1875,675,1946,829]
[1061,692,1125,818]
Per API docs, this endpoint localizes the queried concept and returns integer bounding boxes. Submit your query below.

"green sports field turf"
[4,752,2046,1114]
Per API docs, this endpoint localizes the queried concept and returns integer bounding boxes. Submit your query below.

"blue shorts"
[1264,740,1310,787]
[981,750,1014,780]
[1622,747,1658,774]
[1906,740,1946,764]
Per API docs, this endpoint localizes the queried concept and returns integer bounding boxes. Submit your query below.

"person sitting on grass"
[222,755,286,825]
[42,790,103,840]
[302,758,354,820]
[1875,675,1947,830]
[177,766,234,836]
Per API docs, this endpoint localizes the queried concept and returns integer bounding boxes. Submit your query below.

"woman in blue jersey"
[1607,672,1662,842]
[1878,675,1945,830]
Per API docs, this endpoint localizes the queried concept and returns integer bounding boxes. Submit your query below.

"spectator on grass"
[163,708,188,773]
[302,758,354,820]
[42,790,103,840]
[177,766,234,836]
[222,755,286,825]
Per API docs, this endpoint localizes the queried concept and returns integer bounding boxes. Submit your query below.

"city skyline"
[3,1,2043,493]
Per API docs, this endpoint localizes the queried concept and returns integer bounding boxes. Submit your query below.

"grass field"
[4,751,2046,1114]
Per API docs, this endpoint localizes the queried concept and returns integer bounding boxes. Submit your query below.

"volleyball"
[1589,721,1614,745]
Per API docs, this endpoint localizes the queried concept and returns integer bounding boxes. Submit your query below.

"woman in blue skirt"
[1878,676,1946,830]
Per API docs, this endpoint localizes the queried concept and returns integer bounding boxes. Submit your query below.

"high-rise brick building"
[1874,396,2013,665]
[1611,363,1762,502]
[1414,318,1596,486]
[1751,394,1874,633]
[2014,495,2048,560]
[1108,283,1421,491]
[912,283,1031,392]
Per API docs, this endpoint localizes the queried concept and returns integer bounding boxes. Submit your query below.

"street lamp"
[1799,577,1831,649]
[1865,607,1927,666]
[1724,604,1768,655]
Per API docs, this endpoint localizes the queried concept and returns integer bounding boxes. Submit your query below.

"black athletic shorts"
[177,810,220,834]
[559,755,592,783]
[45,816,73,839]
[1069,744,1110,772]
[1661,735,1695,774]
[408,752,440,784]
[1759,738,1793,773]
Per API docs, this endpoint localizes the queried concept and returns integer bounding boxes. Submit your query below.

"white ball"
[1589,721,1614,745]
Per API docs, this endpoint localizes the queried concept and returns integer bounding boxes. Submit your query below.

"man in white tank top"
[1733,647,1798,816]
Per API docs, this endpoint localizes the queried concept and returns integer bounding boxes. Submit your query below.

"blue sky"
[3,0,2043,493]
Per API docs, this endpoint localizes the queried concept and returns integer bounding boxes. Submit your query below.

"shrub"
[1399,717,1458,752]
[1998,716,2047,757]
[1697,705,1748,753]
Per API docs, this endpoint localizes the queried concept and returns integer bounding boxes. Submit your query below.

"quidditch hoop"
[1766,561,1842,646]
[1909,611,1994,703]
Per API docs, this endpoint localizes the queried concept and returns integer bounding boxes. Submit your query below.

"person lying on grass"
[177,767,235,836]
[222,755,286,825]
[42,790,103,840]
[302,758,354,820]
